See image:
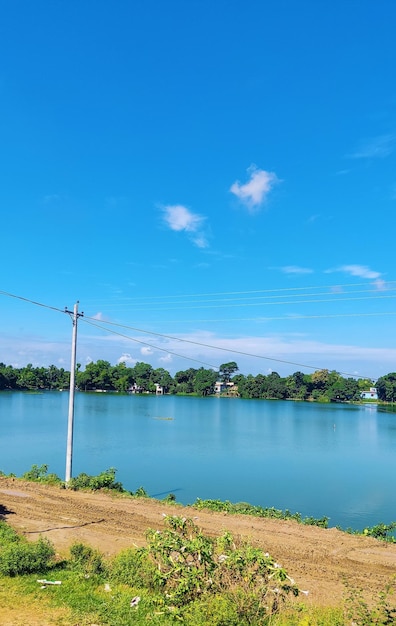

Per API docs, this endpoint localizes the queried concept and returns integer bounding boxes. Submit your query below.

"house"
[360,387,378,400]
[214,381,235,394]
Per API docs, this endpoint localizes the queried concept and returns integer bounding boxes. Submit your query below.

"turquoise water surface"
[1,391,395,530]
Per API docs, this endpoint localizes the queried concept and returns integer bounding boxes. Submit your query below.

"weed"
[69,542,107,576]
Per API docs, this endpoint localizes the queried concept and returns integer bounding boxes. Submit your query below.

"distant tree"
[112,362,135,393]
[76,360,113,391]
[174,368,198,394]
[376,373,396,402]
[132,362,155,392]
[152,367,174,393]
[326,377,360,402]
[193,368,217,396]
[218,361,239,383]
[266,372,287,399]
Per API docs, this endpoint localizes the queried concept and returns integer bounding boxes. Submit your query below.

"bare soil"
[1,476,396,623]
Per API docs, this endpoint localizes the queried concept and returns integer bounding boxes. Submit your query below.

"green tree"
[376,373,396,402]
[218,361,238,383]
[112,362,135,392]
[152,367,174,393]
[174,368,198,394]
[132,362,155,392]
[76,360,113,391]
[266,372,287,399]
[193,368,217,396]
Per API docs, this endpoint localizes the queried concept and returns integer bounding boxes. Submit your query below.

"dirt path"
[1,477,396,610]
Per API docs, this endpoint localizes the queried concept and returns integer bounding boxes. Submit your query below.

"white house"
[360,387,378,400]
[214,381,235,394]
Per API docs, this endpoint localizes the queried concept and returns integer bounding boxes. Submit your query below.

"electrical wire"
[82,315,374,379]
[0,288,388,379]
[83,280,396,304]
[82,318,219,369]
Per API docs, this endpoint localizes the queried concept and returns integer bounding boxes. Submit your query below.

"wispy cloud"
[230,165,279,211]
[325,265,387,290]
[280,265,314,275]
[348,134,396,159]
[117,353,137,365]
[141,346,153,356]
[92,312,106,321]
[334,264,382,280]
[159,353,173,364]
[162,204,209,248]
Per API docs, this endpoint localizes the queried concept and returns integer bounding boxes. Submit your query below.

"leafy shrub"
[141,515,299,615]
[193,498,329,528]
[69,542,106,576]
[0,521,20,546]
[111,546,157,589]
[162,492,176,503]
[68,468,125,492]
[0,536,55,576]
[21,464,62,485]
[362,522,396,542]
[342,522,396,542]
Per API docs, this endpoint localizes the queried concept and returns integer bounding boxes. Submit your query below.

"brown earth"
[1,476,396,623]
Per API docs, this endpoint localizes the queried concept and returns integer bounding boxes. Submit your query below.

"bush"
[143,515,299,614]
[0,521,20,546]
[111,547,157,589]
[68,468,125,492]
[21,464,62,485]
[69,542,106,576]
[0,536,55,576]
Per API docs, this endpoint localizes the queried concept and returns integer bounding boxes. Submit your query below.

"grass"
[0,518,395,625]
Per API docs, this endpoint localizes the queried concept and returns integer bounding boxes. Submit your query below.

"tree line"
[1,359,396,402]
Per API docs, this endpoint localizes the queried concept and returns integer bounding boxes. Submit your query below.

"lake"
[0,391,395,531]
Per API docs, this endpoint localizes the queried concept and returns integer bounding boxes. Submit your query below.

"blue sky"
[1,0,396,380]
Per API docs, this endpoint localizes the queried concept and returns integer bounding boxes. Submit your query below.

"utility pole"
[65,302,83,483]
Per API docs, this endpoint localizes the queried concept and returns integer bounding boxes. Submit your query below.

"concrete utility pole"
[65,302,83,483]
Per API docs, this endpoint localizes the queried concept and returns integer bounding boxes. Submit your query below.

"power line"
[82,318,219,369]
[135,311,396,324]
[82,280,396,304]
[82,315,374,379]
[0,290,65,314]
[91,293,396,313]
[0,288,387,379]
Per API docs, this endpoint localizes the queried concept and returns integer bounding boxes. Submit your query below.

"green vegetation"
[0,359,389,401]
[0,521,55,576]
[0,514,301,625]
[342,522,396,543]
[3,465,396,540]
[193,498,329,527]
[0,514,395,625]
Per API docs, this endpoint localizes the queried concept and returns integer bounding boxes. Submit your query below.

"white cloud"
[336,265,382,280]
[117,353,137,365]
[162,204,209,248]
[141,346,153,356]
[281,266,314,275]
[372,279,387,291]
[159,354,173,364]
[348,134,396,159]
[230,165,279,210]
[92,312,105,321]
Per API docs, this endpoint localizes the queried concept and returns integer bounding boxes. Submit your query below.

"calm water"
[1,391,395,530]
